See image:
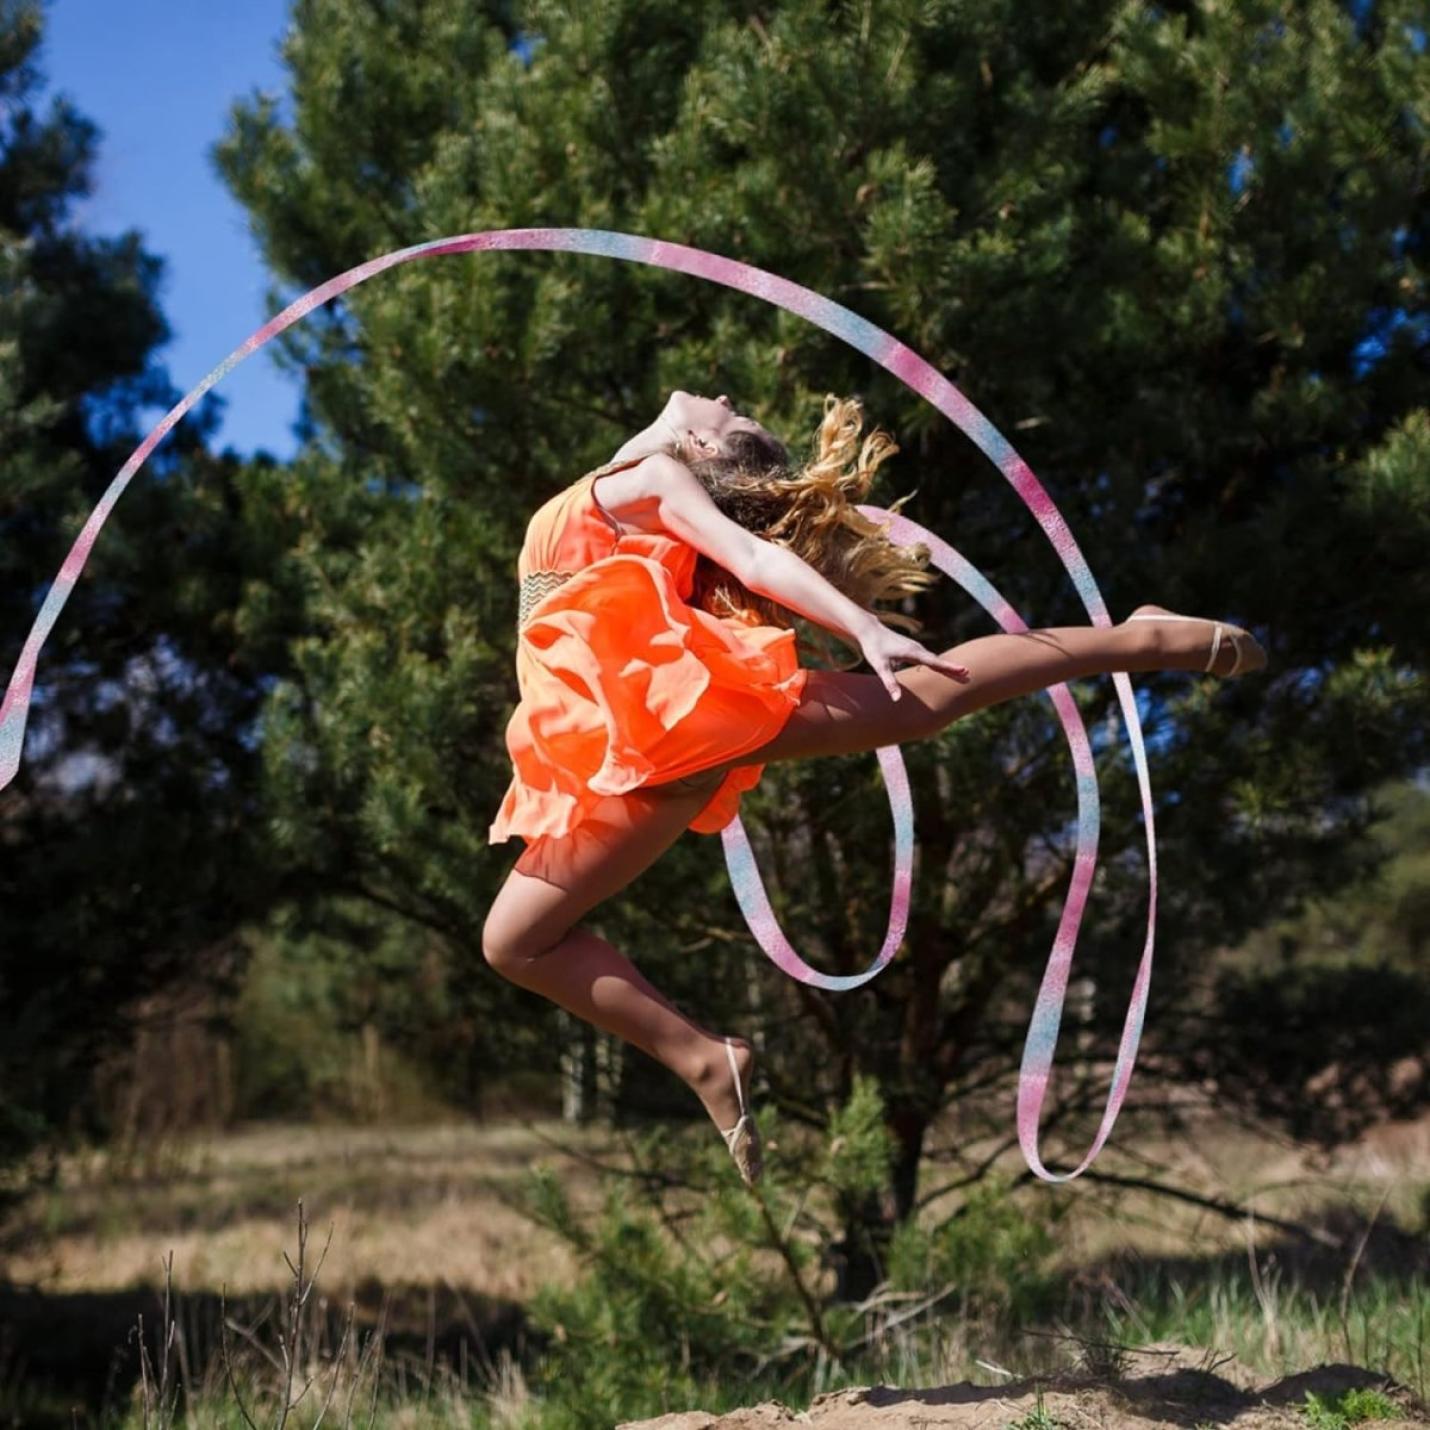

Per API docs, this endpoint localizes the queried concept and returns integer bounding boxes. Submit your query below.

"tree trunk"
[831,1187,897,1304]
[559,1009,598,1123]
[888,1100,930,1223]
[595,1024,624,1124]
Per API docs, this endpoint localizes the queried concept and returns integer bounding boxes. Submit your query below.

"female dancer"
[483,391,1266,1186]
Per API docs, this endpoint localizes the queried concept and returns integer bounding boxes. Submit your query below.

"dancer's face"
[661,390,778,460]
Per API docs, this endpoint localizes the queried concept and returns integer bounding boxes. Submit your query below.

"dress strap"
[584,454,648,540]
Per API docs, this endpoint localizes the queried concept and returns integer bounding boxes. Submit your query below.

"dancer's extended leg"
[482,769,752,1138]
[697,609,1227,774]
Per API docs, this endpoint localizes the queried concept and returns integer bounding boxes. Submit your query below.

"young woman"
[483,390,1267,1187]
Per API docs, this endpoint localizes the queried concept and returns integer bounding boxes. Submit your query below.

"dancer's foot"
[1126,604,1267,677]
[688,1035,761,1185]
[689,1034,754,1132]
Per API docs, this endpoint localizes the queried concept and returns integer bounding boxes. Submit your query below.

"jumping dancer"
[483,391,1266,1186]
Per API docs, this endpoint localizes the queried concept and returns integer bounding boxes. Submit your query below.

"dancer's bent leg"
[697,614,1195,775]
[482,769,751,1138]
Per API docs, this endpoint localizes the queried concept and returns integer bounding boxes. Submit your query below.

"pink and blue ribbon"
[0,228,1159,1182]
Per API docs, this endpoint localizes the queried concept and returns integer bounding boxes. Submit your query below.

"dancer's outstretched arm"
[648,454,970,698]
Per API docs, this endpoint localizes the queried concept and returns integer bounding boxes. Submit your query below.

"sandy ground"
[615,1344,1428,1429]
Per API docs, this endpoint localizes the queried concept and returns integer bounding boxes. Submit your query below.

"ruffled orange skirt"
[488,552,808,845]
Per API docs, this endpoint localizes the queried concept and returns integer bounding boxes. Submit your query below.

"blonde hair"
[685,395,938,668]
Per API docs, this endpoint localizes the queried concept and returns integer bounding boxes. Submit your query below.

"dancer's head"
[659,390,790,469]
[679,393,940,661]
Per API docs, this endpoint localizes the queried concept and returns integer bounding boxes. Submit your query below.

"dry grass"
[2,1116,619,1303]
[7,1102,1429,1302]
[920,1096,1430,1270]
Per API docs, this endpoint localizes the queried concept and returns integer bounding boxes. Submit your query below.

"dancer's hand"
[857,622,972,702]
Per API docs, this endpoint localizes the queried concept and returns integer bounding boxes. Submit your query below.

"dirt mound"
[616,1343,1427,1429]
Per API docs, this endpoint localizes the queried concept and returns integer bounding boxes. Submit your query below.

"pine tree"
[209,0,1426,1301]
[0,0,300,1181]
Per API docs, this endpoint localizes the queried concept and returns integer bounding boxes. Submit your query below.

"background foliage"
[1,0,1425,1323]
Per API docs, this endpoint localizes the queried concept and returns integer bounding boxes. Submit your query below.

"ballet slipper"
[1126,606,1267,677]
[718,1036,762,1188]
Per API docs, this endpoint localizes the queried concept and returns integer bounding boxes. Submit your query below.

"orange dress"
[488,456,810,846]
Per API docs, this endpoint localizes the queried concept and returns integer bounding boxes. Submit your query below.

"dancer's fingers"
[876,652,970,700]
[905,647,972,682]
[919,654,972,682]
[873,661,903,701]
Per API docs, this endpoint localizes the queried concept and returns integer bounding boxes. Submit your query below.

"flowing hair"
[683,394,938,668]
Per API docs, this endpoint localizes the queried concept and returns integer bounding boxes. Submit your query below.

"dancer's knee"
[480,915,522,972]
[651,765,726,795]
[481,911,559,974]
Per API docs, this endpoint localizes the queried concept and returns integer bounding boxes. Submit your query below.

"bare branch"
[1025,1167,1344,1248]
[221,1300,284,1376]
[342,1291,390,1430]
[838,1280,963,1357]
[311,1300,356,1430]
[1339,1182,1393,1360]
[219,1283,265,1430]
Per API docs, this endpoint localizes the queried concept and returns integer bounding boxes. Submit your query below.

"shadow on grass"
[0,1275,540,1427]
[1073,1201,1429,1305]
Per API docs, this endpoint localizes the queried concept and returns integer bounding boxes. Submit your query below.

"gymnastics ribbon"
[0,228,1158,1182]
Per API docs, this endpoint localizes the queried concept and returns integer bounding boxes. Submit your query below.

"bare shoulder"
[589,453,673,536]
[589,454,762,580]
[591,452,714,533]
[637,453,765,583]
[591,454,763,582]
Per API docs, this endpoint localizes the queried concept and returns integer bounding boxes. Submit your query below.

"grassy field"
[4,1119,593,1302]
[1,1102,1426,1427]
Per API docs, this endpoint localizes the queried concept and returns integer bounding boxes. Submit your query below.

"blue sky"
[33,1,1422,464]
[39,0,303,463]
